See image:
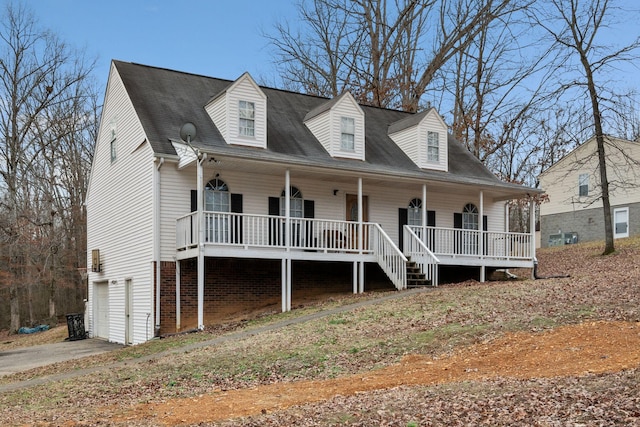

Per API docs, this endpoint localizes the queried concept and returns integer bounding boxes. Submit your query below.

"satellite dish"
[180,122,197,143]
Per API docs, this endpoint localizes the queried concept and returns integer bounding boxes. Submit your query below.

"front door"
[346,194,369,222]
[346,194,369,249]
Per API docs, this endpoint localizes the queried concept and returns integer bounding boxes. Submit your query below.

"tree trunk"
[581,52,614,255]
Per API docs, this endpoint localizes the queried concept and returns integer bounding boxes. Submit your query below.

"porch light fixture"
[333,189,339,195]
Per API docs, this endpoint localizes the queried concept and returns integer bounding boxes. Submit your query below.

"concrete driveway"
[0,339,123,376]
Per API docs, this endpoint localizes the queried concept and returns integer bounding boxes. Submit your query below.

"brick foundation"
[156,258,393,335]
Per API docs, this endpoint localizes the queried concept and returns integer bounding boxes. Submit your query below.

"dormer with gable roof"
[388,108,448,172]
[205,72,267,149]
[303,92,365,161]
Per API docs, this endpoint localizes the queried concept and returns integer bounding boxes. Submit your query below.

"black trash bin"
[66,313,87,341]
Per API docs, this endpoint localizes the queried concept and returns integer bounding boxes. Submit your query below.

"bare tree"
[531,0,640,255]
[0,2,96,331]
[267,0,528,112]
[438,5,551,176]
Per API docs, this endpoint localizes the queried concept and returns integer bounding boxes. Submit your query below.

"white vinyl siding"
[540,137,640,217]
[162,166,507,255]
[304,93,365,160]
[305,111,332,154]
[389,109,448,172]
[204,73,267,148]
[86,65,155,345]
[205,95,226,138]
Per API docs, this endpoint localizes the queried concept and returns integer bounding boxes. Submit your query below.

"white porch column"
[285,170,291,251]
[281,259,292,312]
[504,202,510,232]
[479,190,485,282]
[281,259,288,312]
[176,260,181,332]
[352,261,358,294]
[358,177,364,293]
[530,197,536,261]
[421,184,427,245]
[287,258,292,311]
[197,153,206,330]
[282,170,292,311]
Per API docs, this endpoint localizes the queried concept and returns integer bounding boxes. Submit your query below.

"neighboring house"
[86,61,540,345]
[539,135,640,248]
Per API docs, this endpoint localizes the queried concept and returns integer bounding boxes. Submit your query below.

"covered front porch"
[170,156,537,331]
[174,207,535,330]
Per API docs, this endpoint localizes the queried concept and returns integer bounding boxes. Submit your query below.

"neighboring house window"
[427,131,439,162]
[238,100,255,137]
[614,207,629,239]
[341,117,355,151]
[110,129,117,163]
[578,173,589,197]
[205,178,230,212]
[462,203,478,230]
[408,198,422,226]
[280,186,303,217]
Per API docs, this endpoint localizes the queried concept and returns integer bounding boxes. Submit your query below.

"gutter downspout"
[153,157,164,337]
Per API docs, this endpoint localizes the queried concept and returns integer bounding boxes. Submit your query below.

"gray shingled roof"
[113,60,536,193]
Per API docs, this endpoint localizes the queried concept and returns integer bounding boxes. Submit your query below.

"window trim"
[462,203,479,230]
[280,186,304,218]
[408,198,422,226]
[613,207,629,239]
[427,131,439,162]
[238,100,255,138]
[578,173,589,197]
[340,116,355,151]
[109,128,117,163]
[205,178,230,212]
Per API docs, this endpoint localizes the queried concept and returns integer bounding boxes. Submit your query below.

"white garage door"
[94,281,109,339]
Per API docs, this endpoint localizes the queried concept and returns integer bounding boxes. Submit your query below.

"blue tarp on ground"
[17,324,50,334]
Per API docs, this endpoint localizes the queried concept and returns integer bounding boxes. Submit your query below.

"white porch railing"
[408,225,532,260]
[176,211,407,289]
[177,212,375,252]
[371,224,407,290]
[403,226,440,287]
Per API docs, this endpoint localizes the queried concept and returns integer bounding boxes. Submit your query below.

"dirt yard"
[118,320,640,425]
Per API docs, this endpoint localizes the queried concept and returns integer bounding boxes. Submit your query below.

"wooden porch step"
[406,260,432,287]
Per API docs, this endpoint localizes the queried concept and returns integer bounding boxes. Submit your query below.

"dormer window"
[303,92,365,160]
[427,131,439,162]
[341,117,355,151]
[238,100,255,137]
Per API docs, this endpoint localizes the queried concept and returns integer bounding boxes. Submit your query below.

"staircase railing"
[403,225,440,287]
[371,224,407,290]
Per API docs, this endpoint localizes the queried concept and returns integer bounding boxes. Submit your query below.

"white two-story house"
[86,61,540,345]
